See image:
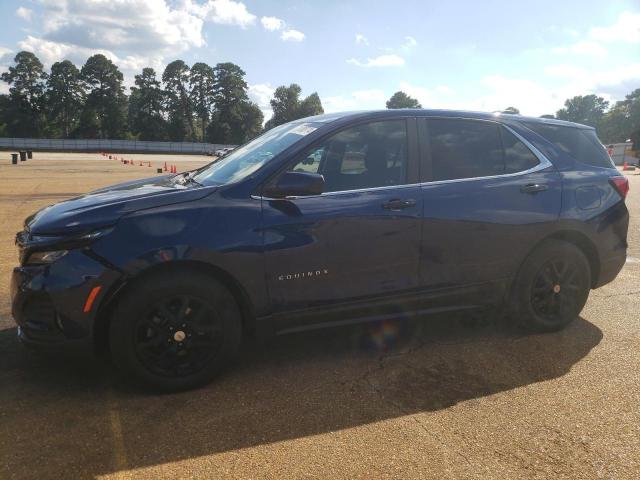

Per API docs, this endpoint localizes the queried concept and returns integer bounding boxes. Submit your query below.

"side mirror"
[263,171,325,198]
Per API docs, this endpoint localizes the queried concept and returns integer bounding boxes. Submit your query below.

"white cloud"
[19,35,113,66]
[397,81,457,109]
[248,83,274,107]
[543,64,588,79]
[197,0,256,28]
[0,46,11,94]
[281,29,305,42]
[542,62,640,101]
[323,89,387,113]
[16,7,33,21]
[590,11,640,44]
[460,64,640,116]
[402,36,417,49]
[352,89,386,102]
[18,35,164,89]
[261,16,285,31]
[551,40,608,57]
[355,34,369,46]
[248,83,275,121]
[35,0,206,56]
[347,54,405,67]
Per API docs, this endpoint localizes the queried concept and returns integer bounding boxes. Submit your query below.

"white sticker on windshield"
[290,124,317,136]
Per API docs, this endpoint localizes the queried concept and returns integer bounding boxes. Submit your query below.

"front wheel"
[109,271,242,391]
[511,239,591,332]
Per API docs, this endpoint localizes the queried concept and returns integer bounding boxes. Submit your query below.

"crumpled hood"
[25,175,216,235]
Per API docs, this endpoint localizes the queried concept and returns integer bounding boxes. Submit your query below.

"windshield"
[193,121,322,186]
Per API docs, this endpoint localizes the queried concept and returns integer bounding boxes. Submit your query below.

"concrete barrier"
[0,138,235,155]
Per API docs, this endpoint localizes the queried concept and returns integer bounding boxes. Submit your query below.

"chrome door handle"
[382,199,417,210]
[520,183,548,194]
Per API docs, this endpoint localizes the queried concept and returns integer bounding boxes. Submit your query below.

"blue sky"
[0,0,638,121]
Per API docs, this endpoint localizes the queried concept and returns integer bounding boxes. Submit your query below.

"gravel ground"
[0,154,638,479]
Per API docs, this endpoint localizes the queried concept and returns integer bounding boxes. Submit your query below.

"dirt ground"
[0,153,639,479]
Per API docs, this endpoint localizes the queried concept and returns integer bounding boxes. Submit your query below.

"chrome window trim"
[254,122,553,201]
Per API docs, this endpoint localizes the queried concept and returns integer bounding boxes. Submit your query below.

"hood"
[25,175,216,235]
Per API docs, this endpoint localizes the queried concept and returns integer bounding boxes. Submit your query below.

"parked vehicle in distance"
[11,110,629,391]
[214,146,235,158]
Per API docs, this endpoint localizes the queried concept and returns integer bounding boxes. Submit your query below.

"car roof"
[302,109,594,130]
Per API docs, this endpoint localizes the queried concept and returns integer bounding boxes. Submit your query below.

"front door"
[261,118,423,330]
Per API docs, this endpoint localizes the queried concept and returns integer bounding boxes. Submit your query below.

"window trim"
[254,117,552,200]
[419,116,551,185]
[258,117,419,199]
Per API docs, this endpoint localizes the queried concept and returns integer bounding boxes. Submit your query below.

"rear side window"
[501,127,540,173]
[428,119,503,181]
[522,122,613,168]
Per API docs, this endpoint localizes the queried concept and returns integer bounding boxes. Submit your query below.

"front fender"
[90,194,270,316]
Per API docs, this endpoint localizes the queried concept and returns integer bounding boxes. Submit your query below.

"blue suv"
[11,110,629,390]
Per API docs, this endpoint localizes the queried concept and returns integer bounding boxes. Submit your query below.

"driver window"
[289,120,408,193]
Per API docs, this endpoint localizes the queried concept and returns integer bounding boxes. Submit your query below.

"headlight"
[26,250,68,265]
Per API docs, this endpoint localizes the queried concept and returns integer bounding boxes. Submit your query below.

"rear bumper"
[594,253,627,288]
[10,249,120,350]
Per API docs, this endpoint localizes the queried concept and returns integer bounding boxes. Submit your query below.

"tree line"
[1,50,638,148]
[386,88,640,147]
[0,51,325,144]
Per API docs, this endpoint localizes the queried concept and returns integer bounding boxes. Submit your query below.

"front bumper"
[10,249,120,349]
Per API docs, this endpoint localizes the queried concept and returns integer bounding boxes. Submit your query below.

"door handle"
[382,198,417,210]
[520,183,548,194]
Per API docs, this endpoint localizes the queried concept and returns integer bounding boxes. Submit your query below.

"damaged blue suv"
[11,110,629,390]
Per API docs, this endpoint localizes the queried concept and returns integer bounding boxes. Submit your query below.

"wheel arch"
[520,229,600,289]
[92,260,256,353]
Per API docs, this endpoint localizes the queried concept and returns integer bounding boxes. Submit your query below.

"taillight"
[609,176,629,199]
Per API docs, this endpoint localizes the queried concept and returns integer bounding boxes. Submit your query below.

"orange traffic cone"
[148,161,152,167]
[623,161,629,171]
[163,161,168,172]
[139,161,143,166]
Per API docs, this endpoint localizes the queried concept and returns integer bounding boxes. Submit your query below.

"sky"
[0,0,638,122]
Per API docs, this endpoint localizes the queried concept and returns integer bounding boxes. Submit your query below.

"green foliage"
[207,62,263,144]
[539,114,555,119]
[265,84,324,129]
[80,54,127,139]
[386,91,421,109]
[189,63,216,142]
[5,49,633,150]
[46,60,85,137]
[555,94,609,127]
[502,106,520,115]
[598,88,640,147]
[163,60,195,141]
[0,51,48,136]
[129,68,168,141]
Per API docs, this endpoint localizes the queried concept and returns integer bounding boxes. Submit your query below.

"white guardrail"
[0,138,235,154]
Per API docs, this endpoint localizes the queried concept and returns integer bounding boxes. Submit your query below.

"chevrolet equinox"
[11,110,630,390]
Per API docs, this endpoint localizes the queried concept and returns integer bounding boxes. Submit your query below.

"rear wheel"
[511,240,591,332]
[109,271,242,391]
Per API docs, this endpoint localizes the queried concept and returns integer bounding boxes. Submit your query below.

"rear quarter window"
[522,122,614,169]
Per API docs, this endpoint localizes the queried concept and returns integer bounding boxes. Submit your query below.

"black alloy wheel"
[134,295,224,378]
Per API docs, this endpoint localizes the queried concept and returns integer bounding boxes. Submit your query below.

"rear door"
[417,117,562,304]
[261,118,423,330]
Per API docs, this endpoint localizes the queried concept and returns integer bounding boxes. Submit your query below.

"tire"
[109,270,242,391]
[510,239,591,332]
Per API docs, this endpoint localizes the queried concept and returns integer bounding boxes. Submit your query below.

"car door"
[261,117,423,331]
[417,117,562,306]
